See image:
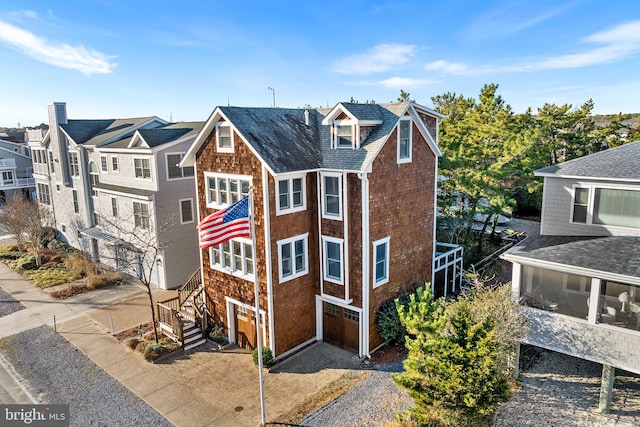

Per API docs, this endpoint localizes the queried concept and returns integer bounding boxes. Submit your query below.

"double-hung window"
[1,171,13,186]
[397,118,412,163]
[111,156,119,172]
[276,174,306,214]
[216,123,233,152]
[166,153,194,179]
[372,237,390,287]
[100,155,108,172]
[133,201,150,229]
[111,196,118,217]
[68,151,80,177]
[210,239,254,279]
[322,236,344,285]
[180,198,194,224]
[72,190,79,213]
[37,183,51,205]
[277,233,308,283]
[572,188,589,224]
[334,121,354,148]
[134,158,151,179]
[321,173,342,220]
[205,173,251,208]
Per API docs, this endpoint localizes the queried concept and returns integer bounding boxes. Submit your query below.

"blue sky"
[1,1,639,127]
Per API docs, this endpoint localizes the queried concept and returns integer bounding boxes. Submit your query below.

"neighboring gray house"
[502,141,640,411]
[29,102,204,289]
[0,138,35,203]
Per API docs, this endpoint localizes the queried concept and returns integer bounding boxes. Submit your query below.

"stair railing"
[178,267,202,307]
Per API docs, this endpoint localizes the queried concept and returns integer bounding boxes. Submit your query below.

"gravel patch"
[0,286,24,317]
[492,349,640,426]
[303,360,413,427]
[0,325,173,427]
[304,349,640,427]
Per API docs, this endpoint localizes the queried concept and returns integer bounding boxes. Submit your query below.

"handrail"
[178,267,202,306]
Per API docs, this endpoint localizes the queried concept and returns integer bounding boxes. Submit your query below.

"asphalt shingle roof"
[535,140,640,181]
[219,102,412,174]
[60,117,160,146]
[503,235,640,281]
[106,121,205,149]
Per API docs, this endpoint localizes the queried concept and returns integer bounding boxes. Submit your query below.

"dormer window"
[335,122,354,148]
[216,123,233,152]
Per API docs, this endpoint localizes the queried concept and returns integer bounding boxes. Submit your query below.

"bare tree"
[97,211,176,343]
[0,195,55,266]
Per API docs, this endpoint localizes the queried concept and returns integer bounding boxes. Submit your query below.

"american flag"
[196,197,251,249]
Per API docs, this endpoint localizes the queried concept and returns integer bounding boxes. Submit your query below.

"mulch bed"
[369,343,407,365]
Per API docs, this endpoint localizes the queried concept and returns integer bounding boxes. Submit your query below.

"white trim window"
[68,151,80,177]
[134,157,151,180]
[72,189,79,214]
[210,238,254,279]
[321,172,342,220]
[111,196,118,217]
[372,237,390,288]
[397,117,412,163]
[333,120,354,148]
[100,155,108,172]
[276,174,306,215]
[37,183,51,205]
[277,233,308,283]
[216,122,233,153]
[166,153,194,180]
[571,185,640,229]
[111,155,119,172]
[322,236,344,285]
[133,201,150,229]
[89,161,99,197]
[180,198,194,224]
[205,173,251,209]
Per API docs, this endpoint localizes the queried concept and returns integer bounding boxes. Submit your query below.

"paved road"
[0,352,37,404]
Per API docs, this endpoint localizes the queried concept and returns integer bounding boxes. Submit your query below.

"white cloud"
[332,43,416,75]
[378,77,432,88]
[424,60,469,75]
[0,20,115,75]
[429,20,640,76]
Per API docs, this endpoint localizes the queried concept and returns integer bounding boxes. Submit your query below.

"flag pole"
[249,189,267,426]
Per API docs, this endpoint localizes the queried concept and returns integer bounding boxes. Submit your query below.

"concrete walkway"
[0,256,360,426]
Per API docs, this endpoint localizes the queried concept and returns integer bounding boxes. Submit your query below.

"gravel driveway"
[0,325,172,427]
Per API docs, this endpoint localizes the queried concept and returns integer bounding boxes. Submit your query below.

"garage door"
[235,305,257,350]
[322,302,359,353]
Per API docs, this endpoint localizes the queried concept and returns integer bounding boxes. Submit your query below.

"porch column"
[512,343,520,379]
[598,364,615,413]
[511,263,522,303]
[588,278,601,324]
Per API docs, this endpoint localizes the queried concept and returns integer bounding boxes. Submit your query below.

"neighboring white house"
[501,140,640,412]
[28,102,204,289]
[0,138,35,203]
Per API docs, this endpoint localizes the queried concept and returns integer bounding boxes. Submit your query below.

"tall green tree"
[432,84,522,254]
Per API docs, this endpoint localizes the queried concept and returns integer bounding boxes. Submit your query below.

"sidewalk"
[0,260,360,426]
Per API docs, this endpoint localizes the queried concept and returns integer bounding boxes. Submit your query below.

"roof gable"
[60,117,168,147]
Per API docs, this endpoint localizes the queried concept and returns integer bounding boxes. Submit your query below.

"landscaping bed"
[114,322,182,362]
[0,287,24,317]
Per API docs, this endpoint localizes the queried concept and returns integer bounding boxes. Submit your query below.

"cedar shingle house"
[182,101,457,359]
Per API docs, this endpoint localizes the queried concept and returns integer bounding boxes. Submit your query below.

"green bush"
[23,267,75,288]
[0,251,29,260]
[252,347,274,368]
[376,287,419,345]
[14,255,36,271]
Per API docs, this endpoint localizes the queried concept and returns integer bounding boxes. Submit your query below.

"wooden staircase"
[157,268,207,351]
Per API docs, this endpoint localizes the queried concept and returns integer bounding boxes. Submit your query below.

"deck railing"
[178,267,202,306]
[156,267,205,344]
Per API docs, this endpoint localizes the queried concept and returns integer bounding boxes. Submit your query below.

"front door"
[322,302,359,353]
[235,305,257,350]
